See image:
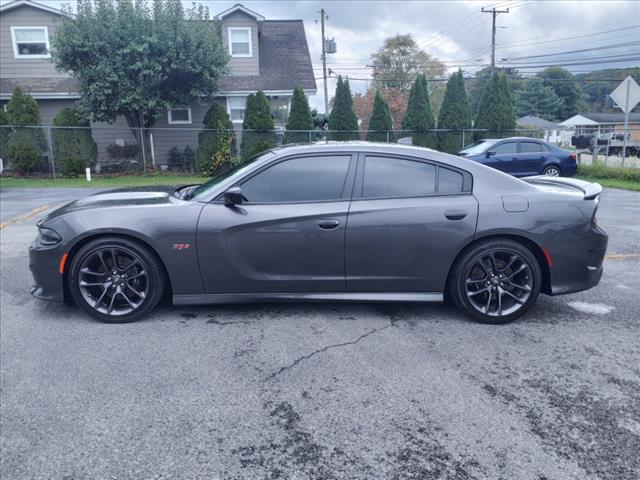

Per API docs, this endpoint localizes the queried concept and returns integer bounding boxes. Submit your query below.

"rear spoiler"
[523,176,603,200]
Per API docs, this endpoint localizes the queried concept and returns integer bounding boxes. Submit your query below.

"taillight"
[570,152,577,162]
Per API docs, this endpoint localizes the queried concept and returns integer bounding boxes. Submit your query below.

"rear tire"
[542,165,562,177]
[68,237,165,323]
[448,239,542,324]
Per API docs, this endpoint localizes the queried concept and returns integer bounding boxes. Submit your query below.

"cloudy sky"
[4,0,638,111]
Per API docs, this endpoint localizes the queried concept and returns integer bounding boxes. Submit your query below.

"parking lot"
[1,186,639,480]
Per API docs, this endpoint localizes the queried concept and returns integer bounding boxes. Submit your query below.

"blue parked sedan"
[458,137,577,177]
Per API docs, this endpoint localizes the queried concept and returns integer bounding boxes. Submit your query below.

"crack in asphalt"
[266,319,397,381]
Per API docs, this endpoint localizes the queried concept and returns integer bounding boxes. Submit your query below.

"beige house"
[0,1,317,168]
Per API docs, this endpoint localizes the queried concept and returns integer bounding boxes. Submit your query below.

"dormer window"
[228,27,252,57]
[11,26,50,58]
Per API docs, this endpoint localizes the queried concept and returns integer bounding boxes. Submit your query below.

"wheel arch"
[62,231,173,305]
[445,233,552,297]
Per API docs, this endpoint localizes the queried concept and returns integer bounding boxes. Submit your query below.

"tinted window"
[493,142,517,154]
[520,141,543,153]
[438,167,464,193]
[240,155,350,203]
[363,156,436,198]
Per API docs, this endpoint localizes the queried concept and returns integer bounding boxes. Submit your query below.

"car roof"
[480,137,549,142]
[271,141,440,156]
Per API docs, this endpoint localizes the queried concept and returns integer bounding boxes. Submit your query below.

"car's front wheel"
[68,237,165,323]
[449,239,542,324]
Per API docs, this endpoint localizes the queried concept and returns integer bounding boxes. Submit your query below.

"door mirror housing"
[485,150,496,157]
[224,186,244,206]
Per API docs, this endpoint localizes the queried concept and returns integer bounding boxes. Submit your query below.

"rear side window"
[494,142,517,154]
[438,167,464,193]
[363,156,436,198]
[520,141,543,153]
[240,155,351,203]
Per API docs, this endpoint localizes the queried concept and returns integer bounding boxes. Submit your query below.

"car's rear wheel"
[68,237,165,323]
[542,165,561,176]
[449,239,541,324]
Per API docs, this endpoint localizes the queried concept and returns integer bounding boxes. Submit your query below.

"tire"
[68,236,165,323]
[542,165,562,177]
[448,239,542,324]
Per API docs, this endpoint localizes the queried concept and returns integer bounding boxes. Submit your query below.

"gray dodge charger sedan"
[29,142,608,324]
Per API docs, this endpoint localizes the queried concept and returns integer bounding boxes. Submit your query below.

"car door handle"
[445,210,467,220]
[317,219,340,230]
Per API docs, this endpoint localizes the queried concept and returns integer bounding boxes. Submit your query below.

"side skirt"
[173,292,444,306]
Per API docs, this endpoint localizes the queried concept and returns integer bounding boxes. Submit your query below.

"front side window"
[363,156,436,199]
[493,142,518,154]
[229,28,251,57]
[11,27,49,58]
[167,107,192,124]
[228,96,247,123]
[520,141,543,153]
[241,155,351,203]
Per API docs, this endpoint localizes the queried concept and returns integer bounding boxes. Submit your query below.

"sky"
[3,0,639,112]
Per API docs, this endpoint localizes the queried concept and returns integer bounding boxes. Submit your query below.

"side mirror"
[223,186,244,206]
[485,150,496,157]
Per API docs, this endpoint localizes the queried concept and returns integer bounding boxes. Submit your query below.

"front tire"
[449,239,542,324]
[68,237,165,323]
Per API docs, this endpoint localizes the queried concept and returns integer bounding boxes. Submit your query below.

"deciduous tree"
[514,79,563,120]
[536,67,583,120]
[371,34,446,94]
[52,0,228,155]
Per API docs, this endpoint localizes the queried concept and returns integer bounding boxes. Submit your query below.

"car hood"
[42,185,184,221]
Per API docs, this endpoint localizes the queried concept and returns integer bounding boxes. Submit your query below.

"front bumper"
[29,241,65,303]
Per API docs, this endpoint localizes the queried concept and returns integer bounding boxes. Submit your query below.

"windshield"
[189,151,276,201]
[459,140,496,155]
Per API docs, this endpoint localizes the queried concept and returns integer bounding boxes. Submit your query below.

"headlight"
[38,227,61,245]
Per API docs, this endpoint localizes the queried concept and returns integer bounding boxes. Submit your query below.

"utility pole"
[481,7,509,70]
[319,8,329,114]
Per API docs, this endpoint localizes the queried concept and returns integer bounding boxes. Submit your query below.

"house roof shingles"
[219,20,316,93]
[581,112,640,124]
[1,77,79,99]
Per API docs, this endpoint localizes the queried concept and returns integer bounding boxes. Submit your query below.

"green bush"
[241,91,276,160]
[0,109,9,162]
[52,107,97,177]
[5,87,46,173]
[366,90,393,143]
[328,76,359,141]
[6,130,43,174]
[578,164,640,182]
[197,103,234,175]
[284,86,314,144]
[106,143,139,159]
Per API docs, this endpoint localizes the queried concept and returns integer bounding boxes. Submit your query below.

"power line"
[500,41,640,61]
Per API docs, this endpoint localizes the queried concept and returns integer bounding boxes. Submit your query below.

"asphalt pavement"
[1,186,639,480]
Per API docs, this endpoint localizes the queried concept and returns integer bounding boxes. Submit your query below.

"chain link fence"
[1,124,639,179]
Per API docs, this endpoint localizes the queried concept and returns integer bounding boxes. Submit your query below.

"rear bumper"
[29,242,65,303]
[548,225,608,296]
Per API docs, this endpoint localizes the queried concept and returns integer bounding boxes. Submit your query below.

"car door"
[487,140,519,174]
[517,140,547,176]
[345,154,478,293]
[197,154,356,293]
